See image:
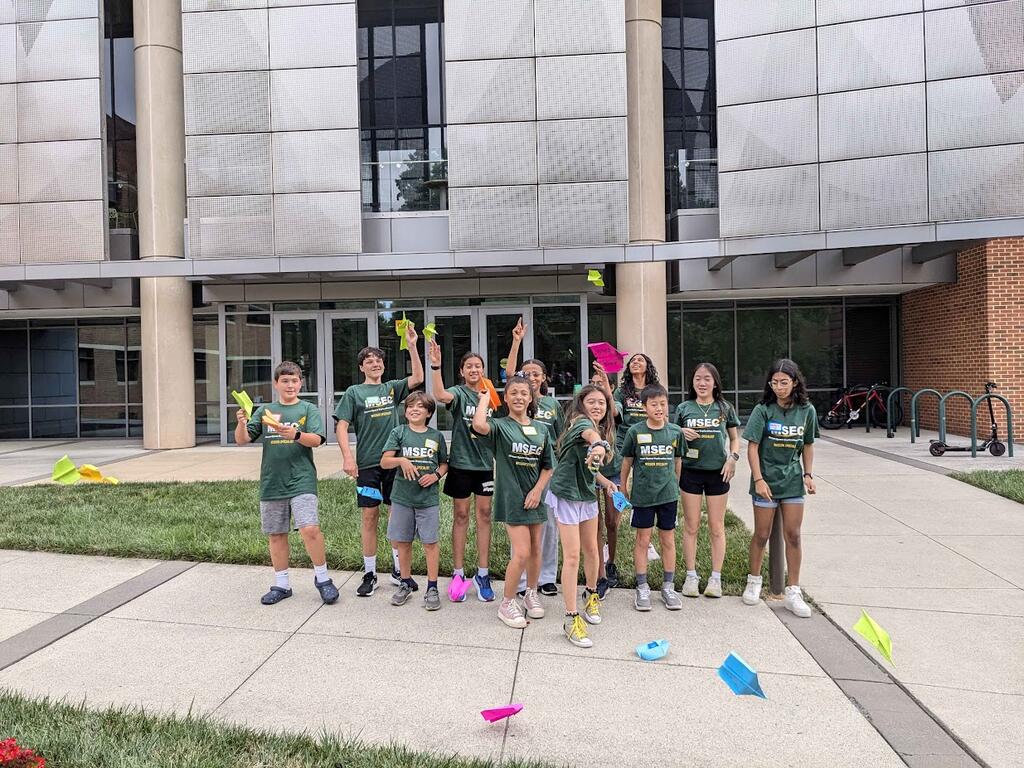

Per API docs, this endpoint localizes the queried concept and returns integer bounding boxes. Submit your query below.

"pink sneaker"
[448,574,470,602]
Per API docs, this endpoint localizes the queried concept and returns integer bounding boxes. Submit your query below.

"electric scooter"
[929,382,1007,457]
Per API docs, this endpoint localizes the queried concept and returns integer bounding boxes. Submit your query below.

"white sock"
[313,563,329,583]
[364,555,376,574]
[711,570,721,580]
[687,570,698,579]
[274,569,290,590]
[392,548,401,571]
[453,568,465,578]
[478,567,489,577]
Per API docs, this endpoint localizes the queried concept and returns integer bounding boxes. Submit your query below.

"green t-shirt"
[621,421,684,507]
[246,400,325,501]
[549,417,601,502]
[445,384,494,471]
[477,417,554,525]
[601,387,644,477]
[533,395,564,437]
[334,378,410,469]
[674,399,741,471]
[742,402,819,499]
[381,425,448,509]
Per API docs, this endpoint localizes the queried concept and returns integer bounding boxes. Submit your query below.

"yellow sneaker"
[564,613,593,648]
[582,590,602,625]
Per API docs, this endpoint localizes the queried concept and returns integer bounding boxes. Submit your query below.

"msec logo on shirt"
[364,394,394,410]
[686,417,721,429]
[639,444,676,457]
[768,421,805,438]
[511,441,544,458]
[402,445,436,459]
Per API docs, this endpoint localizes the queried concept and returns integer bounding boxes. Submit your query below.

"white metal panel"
[714,0,815,40]
[19,200,104,262]
[444,0,534,61]
[925,0,1024,80]
[270,67,358,131]
[268,3,356,69]
[534,0,624,56]
[445,58,536,124]
[537,117,628,183]
[717,96,817,171]
[448,121,537,187]
[271,129,360,194]
[538,181,628,247]
[928,72,1024,151]
[16,17,100,81]
[929,144,1024,220]
[274,191,362,256]
[182,8,268,74]
[719,164,819,237]
[817,13,925,93]
[17,78,101,141]
[535,53,626,120]
[17,139,103,202]
[820,154,929,229]
[818,84,927,161]
[716,29,817,105]
[185,133,273,196]
[449,185,538,250]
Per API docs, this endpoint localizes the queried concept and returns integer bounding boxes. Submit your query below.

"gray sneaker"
[634,584,652,612]
[661,585,683,610]
[423,586,441,611]
[681,573,700,598]
[391,582,413,606]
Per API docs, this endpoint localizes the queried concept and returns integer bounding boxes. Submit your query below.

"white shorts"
[545,491,599,526]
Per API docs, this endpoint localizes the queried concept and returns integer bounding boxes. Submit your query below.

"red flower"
[0,739,45,768]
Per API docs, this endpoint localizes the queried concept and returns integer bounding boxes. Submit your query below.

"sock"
[711,570,721,580]
[363,555,376,574]
[392,548,401,571]
[403,577,417,588]
[478,567,489,578]
[313,563,329,584]
[274,569,290,590]
[687,569,698,579]
[428,580,438,590]
[663,570,675,587]
[453,568,465,578]
[636,572,648,586]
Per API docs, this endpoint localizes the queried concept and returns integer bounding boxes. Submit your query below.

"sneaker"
[539,582,558,596]
[391,582,413,606]
[681,573,700,598]
[595,576,610,600]
[424,586,441,611]
[448,574,468,602]
[564,613,593,648]
[498,598,527,629]
[784,585,812,618]
[261,586,292,605]
[582,590,602,625]
[475,573,495,602]
[704,575,722,599]
[390,569,402,587]
[647,542,660,562]
[634,584,652,612]
[742,574,762,606]
[314,577,339,605]
[605,562,620,589]
[522,588,545,619]
[356,571,377,597]
[661,584,683,611]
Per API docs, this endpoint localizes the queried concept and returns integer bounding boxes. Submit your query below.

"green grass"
[0,479,764,595]
[951,469,1024,504]
[0,690,551,768]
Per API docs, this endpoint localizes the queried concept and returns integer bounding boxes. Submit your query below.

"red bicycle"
[819,384,903,430]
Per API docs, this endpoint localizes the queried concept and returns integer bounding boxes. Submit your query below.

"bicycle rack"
[938,391,974,444]
[886,387,912,438]
[970,394,1015,458]
[863,384,889,434]
[910,389,941,444]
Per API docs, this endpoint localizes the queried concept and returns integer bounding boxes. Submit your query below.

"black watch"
[430,365,441,370]
[803,472,813,478]
[293,427,302,437]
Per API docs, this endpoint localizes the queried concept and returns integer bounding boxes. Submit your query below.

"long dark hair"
[503,374,538,419]
[760,358,809,406]
[557,384,616,455]
[687,362,730,415]
[620,353,660,402]
[520,358,549,395]
[458,351,485,381]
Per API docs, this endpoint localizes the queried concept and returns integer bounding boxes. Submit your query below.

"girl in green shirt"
[472,375,555,631]
[742,358,818,619]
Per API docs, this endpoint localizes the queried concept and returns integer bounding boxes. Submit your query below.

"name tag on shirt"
[425,439,438,450]
[686,448,699,459]
[522,426,538,435]
[637,433,653,444]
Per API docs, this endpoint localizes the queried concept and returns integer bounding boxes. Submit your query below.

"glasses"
[769,379,793,388]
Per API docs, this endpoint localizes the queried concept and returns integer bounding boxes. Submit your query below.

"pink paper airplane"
[448,575,472,602]
[480,704,523,722]
[587,342,629,374]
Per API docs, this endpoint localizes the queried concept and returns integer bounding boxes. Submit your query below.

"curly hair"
[759,358,810,406]
[619,353,661,402]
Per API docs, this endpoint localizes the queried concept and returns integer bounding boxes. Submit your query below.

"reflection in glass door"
[482,308,531,389]
[426,311,473,431]
[274,314,324,420]
[326,312,377,443]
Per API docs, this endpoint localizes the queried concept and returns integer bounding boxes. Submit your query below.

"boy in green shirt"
[335,323,423,598]
[235,361,337,607]
[620,384,684,612]
[380,392,449,611]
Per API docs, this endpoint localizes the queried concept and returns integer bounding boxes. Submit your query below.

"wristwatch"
[293,427,302,438]
[430,365,441,371]
[803,472,813,478]
[729,451,740,461]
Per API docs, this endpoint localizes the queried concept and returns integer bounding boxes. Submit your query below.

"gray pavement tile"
[836,680,979,768]
[297,575,524,651]
[0,616,286,715]
[907,685,1024,768]
[799,499,912,536]
[505,652,904,768]
[770,604,889,683]
[0,550,29,566]
[800,534,1010,589]
[821,603,1024,695]
[825,475,987,503]
[873,500,1024,537]
[0,608,56,643]
[68,561,197,617]
[214,634,514,763]
[0,613,94,671]
[0,552,160,613]
[109,563,346,633]
[518,591,825,678]
[806,586,1024,618]
[933,535,1024,589]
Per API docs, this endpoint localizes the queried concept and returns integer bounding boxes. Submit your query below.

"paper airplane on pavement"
[52,455,80,485]
[480,704,523,722]
[78,465,120,485]
[853,610,895,665]
[636,639,670,661]
[718,652,766,698]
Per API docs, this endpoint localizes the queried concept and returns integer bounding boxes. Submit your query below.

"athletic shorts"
[387,502,440,544]
[752,495,805,509]
[630,501,678,531]
[443,466,494,499]
[260,493,319,535]
[680,467,730,497]
[356,465,396,508]
[545,490,599,526]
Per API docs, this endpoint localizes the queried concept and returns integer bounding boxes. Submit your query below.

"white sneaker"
[498,598,527,629]
[784,586,812,618]
[742,574,762,606]
[522,588,545,619]
[647,542,660,561]
[681,573,700,598]
[703,575,722,598]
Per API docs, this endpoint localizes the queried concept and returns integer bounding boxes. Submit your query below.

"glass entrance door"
[481,307,532,389]
[273,313,325,422]
[325,311,378,443]
[425,310,473,430]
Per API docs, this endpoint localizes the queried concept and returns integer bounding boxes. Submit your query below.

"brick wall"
[901,238,1024,440]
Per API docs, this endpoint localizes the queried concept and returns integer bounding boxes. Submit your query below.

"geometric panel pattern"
[182,9,268,74]
[818,84,927,162]
[925,1,1024,81]
[537,117,627,184]
[185,133,273,197]
[717,96,817,172]
[186,194,275,259]
[449,185,539,251]
[714,0,815,41]
[535,53,626,120]
[538,180,628,247]
[0,23,13,82]
[718,164,819,237]
[445,58,536,125]
[267,4,356,70]
[273,191,362,256]
[0,143,16,203]
[0,84,15,142]
[927,72,1024,151]
[716,29,817,106]
[448,122,538,187]
[184,71,270,135]
[534,0,624,57]
[17,78,101,141]
[270,67,358,131]
[271,129,360,194]
[16,0,98,20]
[816,0,922,26]
[444,0,534,61]
[929,144,1024,221]
[15,18,100,81]
[19,200,105,262]
[17,138,103,202]
[820,154,929,230]
[0,203,17,264]
[817,14,925,93]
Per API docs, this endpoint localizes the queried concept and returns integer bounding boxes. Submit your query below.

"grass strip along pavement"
[0,479,765,595]
[0,690,552,768]
[951,468,1024,505]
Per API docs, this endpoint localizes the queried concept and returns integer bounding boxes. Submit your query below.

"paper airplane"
[718,652,766,698]
[422,322,437,342]
[78,465,119,485]
[587,342,629,374]
[587,269,605,288]
[611,490,632,513]
[448,575,472,602]
[395,312,414,351]
[52,455,80,485]
[636,639,670,661]
[853,610,894,665]
[357,486,384,502]
[480,704,523,722]
[481,377,501,410]
[231,390,253,418]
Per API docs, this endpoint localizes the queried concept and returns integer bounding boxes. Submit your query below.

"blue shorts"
[630,502,678,531]
[752,495,805,509]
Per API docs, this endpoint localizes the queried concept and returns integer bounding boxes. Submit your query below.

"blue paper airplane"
[636,639,670,661]
[611,491,632,513]
[357,486,384,502]
[718,652,766,699]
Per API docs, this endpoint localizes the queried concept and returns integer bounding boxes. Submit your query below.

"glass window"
[32,407,78,438]
[846,305,893,387]
[587,303,616,347]
[330,317,371,411]
[194,315,220,436]
[78,323,127,405]
[534,306,582,398]
[736,309,787,391]
[126,320,142,404]
[30,328,77,405]
[0,407,30,439]
[104,0,137,230]
[0,328,29,406]
[377,310,425,384]
[683,309,735,393]
[80,405,127,438]
[791,305,843,390]
[667,305,682,393]
[225,313,273,406]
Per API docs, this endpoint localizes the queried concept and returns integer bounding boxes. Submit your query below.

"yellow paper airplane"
[422,322,437,342]
[587,269,605,288]
[853,609,894,665]
[52,455,80,485]
[79,464,120,485]
[395,312,414,350]
[231,390,254,418]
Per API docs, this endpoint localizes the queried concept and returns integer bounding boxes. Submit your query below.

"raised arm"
[505,316,526,382]
[428,340,455,404]
[405,322,424,390]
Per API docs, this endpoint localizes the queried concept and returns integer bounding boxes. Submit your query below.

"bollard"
[769,508,785,596]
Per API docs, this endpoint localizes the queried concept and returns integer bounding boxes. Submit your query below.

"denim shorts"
[752,495,805,509]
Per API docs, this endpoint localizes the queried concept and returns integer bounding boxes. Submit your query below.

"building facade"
[0,0,1022,445]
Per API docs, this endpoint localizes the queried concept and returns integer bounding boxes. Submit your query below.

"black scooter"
[929,382,1007,457]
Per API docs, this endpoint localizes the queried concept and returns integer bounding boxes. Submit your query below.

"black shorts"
[680,467,730,497]
[356,465,396,508]
[630,502,678,531]
[443,467,494,499]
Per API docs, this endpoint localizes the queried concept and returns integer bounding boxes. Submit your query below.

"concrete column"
[135,0,196,448]
[617,0,668,377]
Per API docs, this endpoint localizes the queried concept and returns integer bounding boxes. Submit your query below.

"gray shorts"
[387,502,440,544]
[260,493,319,535]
